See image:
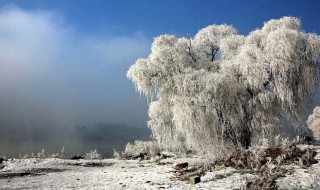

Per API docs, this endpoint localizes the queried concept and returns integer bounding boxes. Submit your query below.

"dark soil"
[66,162,114,167]
[0,168,67,179]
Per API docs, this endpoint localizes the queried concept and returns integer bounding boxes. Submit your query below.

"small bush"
[113,149,121,159]
[307,106,320,140]
[84,149,101,160]
[117,140,161,160]
[37,148,46,159]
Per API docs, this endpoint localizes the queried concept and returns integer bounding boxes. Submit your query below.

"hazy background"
[0,0,319,158]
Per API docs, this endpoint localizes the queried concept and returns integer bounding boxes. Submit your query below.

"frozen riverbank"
[1,144,320,189]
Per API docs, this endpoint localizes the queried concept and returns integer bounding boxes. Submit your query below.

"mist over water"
[0,122,151,158]
[0,7,151,158]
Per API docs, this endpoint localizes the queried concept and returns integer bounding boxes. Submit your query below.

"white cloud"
[0,6,150,128]
[0,7,63,85]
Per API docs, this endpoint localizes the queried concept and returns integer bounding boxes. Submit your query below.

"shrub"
[120,140,161,159]
[226,137,317,189]
[307,106,320,140]
[84,149,101,160]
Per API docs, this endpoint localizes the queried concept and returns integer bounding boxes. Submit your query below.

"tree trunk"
[238,128,251,149]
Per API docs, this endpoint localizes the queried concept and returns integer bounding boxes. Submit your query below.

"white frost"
[127,17,320,157]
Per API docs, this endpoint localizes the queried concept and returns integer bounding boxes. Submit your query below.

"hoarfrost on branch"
[127,17,320,158]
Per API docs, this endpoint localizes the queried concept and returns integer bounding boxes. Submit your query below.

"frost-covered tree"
[127,17,320,157]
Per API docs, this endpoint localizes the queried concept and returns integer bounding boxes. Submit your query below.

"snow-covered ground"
[0,157,245,190]
[1,144,320,190]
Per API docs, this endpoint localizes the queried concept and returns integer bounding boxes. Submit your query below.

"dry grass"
[225,137,318,189]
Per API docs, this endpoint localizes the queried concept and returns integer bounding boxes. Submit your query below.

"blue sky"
[0,0,319,130]
[2,0,320,36]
